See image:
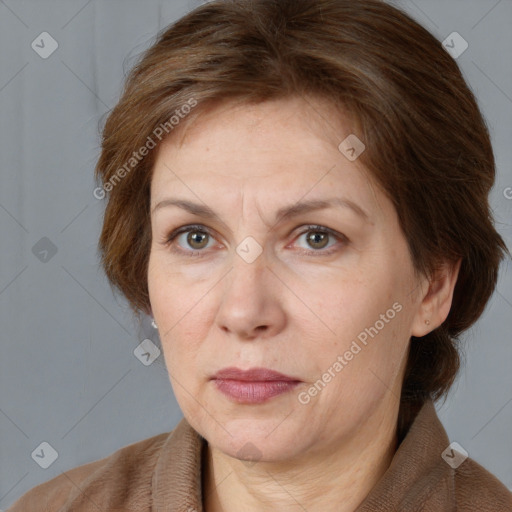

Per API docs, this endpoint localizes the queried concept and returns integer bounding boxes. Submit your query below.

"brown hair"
[94,0,510,438]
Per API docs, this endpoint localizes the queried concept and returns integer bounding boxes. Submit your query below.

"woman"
[8,0,512,510]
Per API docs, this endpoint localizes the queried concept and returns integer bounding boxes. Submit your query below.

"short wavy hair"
[94,0,510,438]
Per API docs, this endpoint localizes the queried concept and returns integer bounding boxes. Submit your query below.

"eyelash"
[163,224,348,257]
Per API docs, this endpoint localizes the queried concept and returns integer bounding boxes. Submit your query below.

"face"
[147,96,428,464]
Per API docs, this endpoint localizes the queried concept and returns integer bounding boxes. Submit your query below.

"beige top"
[7,399,512,511]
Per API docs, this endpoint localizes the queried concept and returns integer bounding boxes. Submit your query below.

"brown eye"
[186,230,210,249]
[165,225,216,255]
[165,224,347,257]
[292,225,347,256]
[306,231,330,249]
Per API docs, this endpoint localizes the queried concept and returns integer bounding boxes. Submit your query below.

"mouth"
[211,367,302,404]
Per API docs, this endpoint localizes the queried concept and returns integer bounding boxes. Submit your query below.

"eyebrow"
[151,197,370,225]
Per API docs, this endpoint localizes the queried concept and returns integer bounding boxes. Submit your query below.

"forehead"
[152,96,365,179]
[149,96,387,222]
[171,95,355,148]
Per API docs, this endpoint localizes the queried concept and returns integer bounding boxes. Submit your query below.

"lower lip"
[213,379,300,404]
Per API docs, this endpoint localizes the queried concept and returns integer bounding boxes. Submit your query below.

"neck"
[201,400,399,512]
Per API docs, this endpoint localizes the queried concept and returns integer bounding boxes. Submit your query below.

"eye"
[291,225,347,256]
[165,224,217,256]
[164,224,348,257]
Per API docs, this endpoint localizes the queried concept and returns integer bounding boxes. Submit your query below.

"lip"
[211,367,302,404]
[212,366,299,382]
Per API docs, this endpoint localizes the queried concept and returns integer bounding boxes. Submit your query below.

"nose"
[215,251,287,341]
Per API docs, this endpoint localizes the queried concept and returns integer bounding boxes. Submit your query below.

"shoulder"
[6,431,170,512]
[454,456,512,511]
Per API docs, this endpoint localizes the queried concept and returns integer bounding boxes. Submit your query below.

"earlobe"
[411,258,462,337]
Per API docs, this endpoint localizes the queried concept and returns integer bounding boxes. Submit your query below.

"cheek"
[312,273,410,373]
[148,250,208,358]
[147,249,163,303]
[148,249,185,310]
[313,276,384,341]
[148,253,183,346]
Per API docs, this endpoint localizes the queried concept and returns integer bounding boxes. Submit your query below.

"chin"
[217,434,303,465]
[201,417,310,462]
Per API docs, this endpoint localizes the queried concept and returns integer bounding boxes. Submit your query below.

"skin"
[147,95,461,512]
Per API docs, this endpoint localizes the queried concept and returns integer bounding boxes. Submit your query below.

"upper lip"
[212,367,300,382]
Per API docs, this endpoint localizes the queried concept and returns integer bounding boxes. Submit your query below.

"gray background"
[1,0,511,508]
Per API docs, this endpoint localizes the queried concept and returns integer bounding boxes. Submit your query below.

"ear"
[411,258,462,338]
